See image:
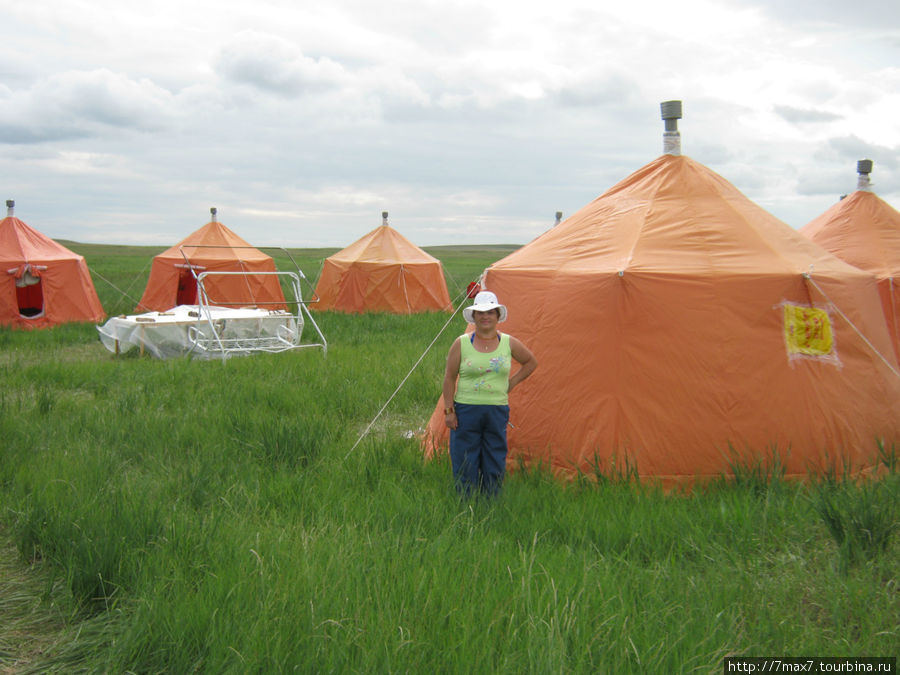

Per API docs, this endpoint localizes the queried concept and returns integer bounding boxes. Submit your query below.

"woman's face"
[472,308,500,330]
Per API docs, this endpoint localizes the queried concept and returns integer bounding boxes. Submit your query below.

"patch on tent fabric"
[780,302,840,367]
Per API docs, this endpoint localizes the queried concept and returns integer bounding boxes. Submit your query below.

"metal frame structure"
[179,245,327,360]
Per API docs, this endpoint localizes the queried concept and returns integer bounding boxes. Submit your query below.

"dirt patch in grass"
[0,533,67,674]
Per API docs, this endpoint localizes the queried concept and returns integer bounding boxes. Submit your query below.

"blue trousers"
[450,403,510,497]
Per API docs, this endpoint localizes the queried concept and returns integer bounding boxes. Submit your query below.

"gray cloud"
[773,105,843,124]
[556,74,638,109]
[0,69,175,144]
[794,136,899,197]
[214,31,349,96]
[825,136,899,170]
[795,169,856,198]
[727,0,900,29]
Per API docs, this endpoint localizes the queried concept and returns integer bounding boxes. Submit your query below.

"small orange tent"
[0,201,105,328]
[801,161,900,362]
[424,106,900,483]
[312,212,451,314]
[138,210,286,312]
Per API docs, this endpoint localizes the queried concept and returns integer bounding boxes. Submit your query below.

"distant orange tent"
[424,103,900,483]
[0,200,105,328]
[801,160,900,362]
[138,209,286,312]
[312,212,451,314]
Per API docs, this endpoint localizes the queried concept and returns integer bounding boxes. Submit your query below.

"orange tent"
[424,118,900,483]
[138,210,286,312]
[801,161,900,362]
[312,212,451,314]
[0,201,105,328]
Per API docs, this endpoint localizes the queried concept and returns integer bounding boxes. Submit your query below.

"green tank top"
[455,332,512,405]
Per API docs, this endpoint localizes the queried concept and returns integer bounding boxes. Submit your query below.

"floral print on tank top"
[463,353,509,393]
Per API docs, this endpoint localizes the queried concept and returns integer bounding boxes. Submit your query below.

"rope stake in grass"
[345,275,483,459]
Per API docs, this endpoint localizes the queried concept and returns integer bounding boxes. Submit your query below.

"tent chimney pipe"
[856,159,873,192]
[210,207,218,222]
[661,100,682,156]
[555,211,562,226]
[382,211,389,226]
[5,200,13,217]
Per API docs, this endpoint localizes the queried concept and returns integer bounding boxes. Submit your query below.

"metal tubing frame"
[177,245,327,361]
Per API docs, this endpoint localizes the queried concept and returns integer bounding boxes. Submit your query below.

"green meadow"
[1,243,898,673]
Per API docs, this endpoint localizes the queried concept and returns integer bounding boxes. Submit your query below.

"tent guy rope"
[344,276,481,460]
[805,273,900,379]
[90,268,147,311]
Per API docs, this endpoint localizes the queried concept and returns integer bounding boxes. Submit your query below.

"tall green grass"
[0,243,898,672]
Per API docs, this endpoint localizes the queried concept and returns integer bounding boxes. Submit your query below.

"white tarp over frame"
[97,304,302,359]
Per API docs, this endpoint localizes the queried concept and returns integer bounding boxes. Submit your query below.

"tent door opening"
[176,267,198,306]
[15,268,44,318]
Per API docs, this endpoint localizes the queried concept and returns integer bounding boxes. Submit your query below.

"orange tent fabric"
[424,154,900,483]
[312,222,451,314]
[138,219,286,312]
[801,189,900,362]
[1,214,105,328]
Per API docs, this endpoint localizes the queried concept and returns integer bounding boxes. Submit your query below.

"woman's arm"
[508,337,537,393]
[442,338,462,429]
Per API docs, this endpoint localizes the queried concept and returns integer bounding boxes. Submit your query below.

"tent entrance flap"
[176,268,198,305]
[14,266,44,318]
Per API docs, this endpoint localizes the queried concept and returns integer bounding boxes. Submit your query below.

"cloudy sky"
[1,0,898,248]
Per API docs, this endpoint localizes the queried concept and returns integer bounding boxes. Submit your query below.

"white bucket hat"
[463,290,507,323]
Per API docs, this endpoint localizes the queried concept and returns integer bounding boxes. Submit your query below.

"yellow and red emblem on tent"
[0,201,105,328]
[782,303,836,362]
[312,212,451,314]
[138,210,286,313]
[424,108,900,484]
[801,161,900,362]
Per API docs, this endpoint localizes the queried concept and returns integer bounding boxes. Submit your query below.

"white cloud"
[214,31,350,96]
[30,151,135,176]
[0,68,175,143]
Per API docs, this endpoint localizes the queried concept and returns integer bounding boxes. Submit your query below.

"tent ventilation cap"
[857,159,873,192]
[210,207,218,222]
[382,211,389,226]
[5,200,13,217]
[661,100,682,156]
[554,211,563,226]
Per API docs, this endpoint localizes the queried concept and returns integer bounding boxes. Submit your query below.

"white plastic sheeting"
[97,305,302,360]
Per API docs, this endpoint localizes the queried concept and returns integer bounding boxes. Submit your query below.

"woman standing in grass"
[442,291,537,496]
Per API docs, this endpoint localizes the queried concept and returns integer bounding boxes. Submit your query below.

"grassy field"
[1,243,898,673]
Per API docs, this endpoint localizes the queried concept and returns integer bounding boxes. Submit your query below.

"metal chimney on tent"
[857,159,874,192]
[382,211,389,226]
[554,211,563,226]
[210,207,218,222]
[6,200,14,217]
[661,100,682,156]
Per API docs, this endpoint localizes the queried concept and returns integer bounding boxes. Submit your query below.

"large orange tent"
[801,160,900,362]
[0,200,105,328]
[424,103,900,483]
[138,209,286,312]
[312,212,451,314]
